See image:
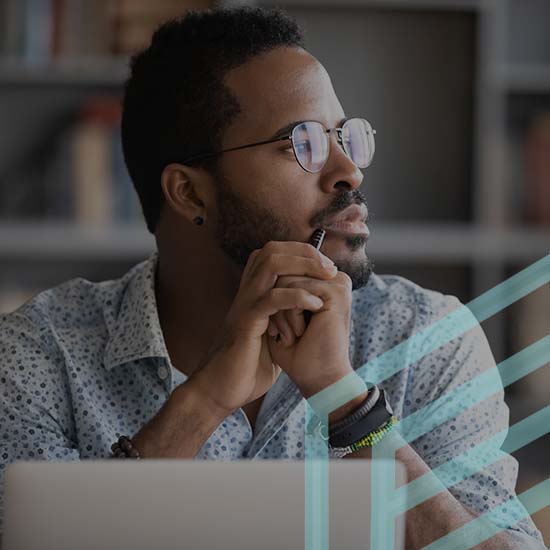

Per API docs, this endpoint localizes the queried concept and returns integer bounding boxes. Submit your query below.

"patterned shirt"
[0,252,545,547]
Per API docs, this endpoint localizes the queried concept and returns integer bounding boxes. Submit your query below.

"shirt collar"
[102,251,362,373]
[103,251,170,371]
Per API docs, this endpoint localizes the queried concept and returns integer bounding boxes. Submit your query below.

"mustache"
[313,189,370,225]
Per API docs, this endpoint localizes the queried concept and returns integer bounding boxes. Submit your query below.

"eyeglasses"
[181,117,376,173]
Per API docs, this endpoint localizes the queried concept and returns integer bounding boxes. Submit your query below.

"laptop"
[3,459,406,550]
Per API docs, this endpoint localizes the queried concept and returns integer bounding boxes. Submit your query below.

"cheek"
[221,149,320,228]
[224,148,309,196]
[267,175,317,221]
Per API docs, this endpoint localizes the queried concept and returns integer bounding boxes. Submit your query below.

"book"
[2,0,53,63]
[72,98,120,226]
[0,286,40,314]
[22,0,54,64]
[111,125,141,222]
[111,0,212,54]
[2,0,24,56]
[510,279,550,411]
[1,0,214,59]
[523,111,550,225]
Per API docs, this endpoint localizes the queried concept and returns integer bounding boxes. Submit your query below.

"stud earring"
[193,216,204,226]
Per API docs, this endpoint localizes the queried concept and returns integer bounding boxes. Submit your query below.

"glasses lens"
[292,121,329,173]
[342,118,375,168]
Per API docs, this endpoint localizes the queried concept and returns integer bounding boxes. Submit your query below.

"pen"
[275,229,327,342]
[303,228,327,326]
[309,228,326,251]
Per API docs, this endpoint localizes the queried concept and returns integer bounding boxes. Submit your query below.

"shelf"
[0,222,154,260]
[0,222,548,263]
[494,64,550,93]
[367,223,549,263]
[0,56,129,86]
[257,0,483,10]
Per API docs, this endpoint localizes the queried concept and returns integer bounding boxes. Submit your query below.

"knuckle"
[277,275,292,287]
[305,243,319,256]
[266,252,281,269]
[263,241,279,253]
[298,288,312,300]
[337,271,353,287]
[267,287,280,300]
[245,249,262,271]
[258,254,276,275]
[250,253,266,272]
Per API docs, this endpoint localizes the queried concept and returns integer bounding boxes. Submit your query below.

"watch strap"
[329,388,393,448]
[329,384,379,436]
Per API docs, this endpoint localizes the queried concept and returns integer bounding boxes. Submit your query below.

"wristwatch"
[328,387,394,458]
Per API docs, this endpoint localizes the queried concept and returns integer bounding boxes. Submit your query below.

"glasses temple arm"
[180,136,291,165]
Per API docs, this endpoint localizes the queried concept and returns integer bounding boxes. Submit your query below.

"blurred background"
[0,0,548,542]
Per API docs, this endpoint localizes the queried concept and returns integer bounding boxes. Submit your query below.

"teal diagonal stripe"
[423,479,550,550]
[391,407,550,514]
[396,337,549,445]
[355,255,549,386]
[304,401,329,550]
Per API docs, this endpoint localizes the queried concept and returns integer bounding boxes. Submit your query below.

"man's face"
[212,46,374,290]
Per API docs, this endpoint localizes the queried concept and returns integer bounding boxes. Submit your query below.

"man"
[0,6,545,549]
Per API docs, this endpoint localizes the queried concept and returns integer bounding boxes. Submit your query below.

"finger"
[248,240,334,279]
[274,274,338,301]
[259,240,333,263]
[248,254,337,297]
[269,313,282,339]
[241,249,262,282]
[256,288,324,320]
[281,273,350,301]
[286,308,305,339]
[267,318,278,337]
[272,311,295,347]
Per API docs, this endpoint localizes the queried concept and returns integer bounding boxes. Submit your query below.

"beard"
[213,172,375,291]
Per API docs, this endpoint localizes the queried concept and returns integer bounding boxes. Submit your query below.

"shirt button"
[157,366,169,380]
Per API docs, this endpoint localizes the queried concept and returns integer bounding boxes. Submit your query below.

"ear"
[160,163,213,224]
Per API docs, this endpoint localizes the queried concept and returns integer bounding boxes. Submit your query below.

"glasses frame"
[180,117,376,173]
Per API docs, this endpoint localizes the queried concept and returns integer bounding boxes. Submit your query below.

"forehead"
[223,47,341,140]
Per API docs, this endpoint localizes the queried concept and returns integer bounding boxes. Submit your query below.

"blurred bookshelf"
[0,221,547,262]
[0,0,213,312]
[0,0,547,319]
[0,0,547,347]
[0,56,128,86]
[0,8,550,348]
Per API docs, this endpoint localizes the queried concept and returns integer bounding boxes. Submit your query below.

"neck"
[154,236,244,377]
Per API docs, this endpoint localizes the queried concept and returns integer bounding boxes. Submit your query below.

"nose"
[319,129,364,193]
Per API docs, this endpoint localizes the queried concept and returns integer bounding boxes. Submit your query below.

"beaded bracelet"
[348,415,398,451]
[110,435,141,459]
[328,415,398,458]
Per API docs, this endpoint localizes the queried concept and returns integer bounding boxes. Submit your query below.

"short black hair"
[121,5,305,234]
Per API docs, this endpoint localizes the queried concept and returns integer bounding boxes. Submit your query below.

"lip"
[323,220,370,236]
[321,204,369,235]
[323,204,368,226]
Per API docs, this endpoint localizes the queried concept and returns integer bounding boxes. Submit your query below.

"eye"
[294,142,310,154]
[280,145,295,156]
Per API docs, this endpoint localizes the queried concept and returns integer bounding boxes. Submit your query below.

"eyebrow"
[269,117,349,140]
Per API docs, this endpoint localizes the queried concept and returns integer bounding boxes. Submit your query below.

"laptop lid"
[3,459,406,550]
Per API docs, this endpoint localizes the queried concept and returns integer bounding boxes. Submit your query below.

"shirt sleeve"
[0,311,81,534]
[403,293,547,549]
